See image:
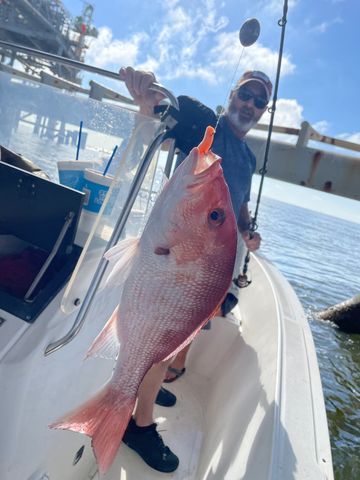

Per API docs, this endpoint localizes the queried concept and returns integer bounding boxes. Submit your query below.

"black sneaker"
[221,292,238,316]
[123,418,179,473]
[155,387,177,407]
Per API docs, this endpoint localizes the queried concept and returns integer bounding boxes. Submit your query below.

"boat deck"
[102,312,242,480]
[0,255,333,480]
[106,371,208,479]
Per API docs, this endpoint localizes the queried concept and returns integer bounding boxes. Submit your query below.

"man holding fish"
[51,66,272,475]
[116,66,272,472]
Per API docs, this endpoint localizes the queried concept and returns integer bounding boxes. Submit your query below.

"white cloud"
[254,100,333,147]
[263,98,304,128]
[86,27,149,68]
[310,17,343,34]
[339,132,360,144]
[136,57,160,73]
[84,1,230,84]
[312,120,330,134]
[256,106,359,153]
[208,31,295,84]
[84,1,295,88]
[263,0,299,15]
[154,0,228,82]
[164,66,218,84]
[249,98,304,144]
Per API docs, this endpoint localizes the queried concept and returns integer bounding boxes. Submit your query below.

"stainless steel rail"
[25,212,75,301]
[0,40,179,109]
[44,129,172,355]
[0,40,179,355]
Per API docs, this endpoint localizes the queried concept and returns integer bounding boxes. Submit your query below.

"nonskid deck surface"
[100,310,242,480]
[102,370,209,480]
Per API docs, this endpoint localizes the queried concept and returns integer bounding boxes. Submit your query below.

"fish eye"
[208,208,226,226]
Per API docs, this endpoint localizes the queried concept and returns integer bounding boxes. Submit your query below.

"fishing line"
[214,48,245,133]
[214,18,261,134]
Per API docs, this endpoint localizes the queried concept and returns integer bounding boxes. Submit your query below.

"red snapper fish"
[50,126,237,473]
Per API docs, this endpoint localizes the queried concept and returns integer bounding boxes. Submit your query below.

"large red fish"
[50,127,237,473]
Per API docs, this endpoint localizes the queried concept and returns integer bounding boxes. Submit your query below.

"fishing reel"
[234,273,252,289]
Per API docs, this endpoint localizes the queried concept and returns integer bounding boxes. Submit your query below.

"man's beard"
[227,110,257,133]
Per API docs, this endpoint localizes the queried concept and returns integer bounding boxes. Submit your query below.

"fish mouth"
[191,149,222,185]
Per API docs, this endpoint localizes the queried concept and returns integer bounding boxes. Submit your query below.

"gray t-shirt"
[212,117,256,218]
[176,116,256,219]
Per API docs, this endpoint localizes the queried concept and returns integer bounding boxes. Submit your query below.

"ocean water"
[255,196,360,480]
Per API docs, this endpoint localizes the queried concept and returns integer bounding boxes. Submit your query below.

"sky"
[60,0,360,223]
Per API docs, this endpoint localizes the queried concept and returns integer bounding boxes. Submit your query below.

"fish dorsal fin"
[104,237,139,286]
[86,306,120,360]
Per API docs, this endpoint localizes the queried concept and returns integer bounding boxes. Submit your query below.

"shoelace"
[152,428,171,455]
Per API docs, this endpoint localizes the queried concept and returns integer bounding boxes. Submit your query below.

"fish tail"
[50,385,135,474]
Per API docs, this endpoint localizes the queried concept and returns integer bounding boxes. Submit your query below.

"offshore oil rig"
[0,1,138,151]
[0,0,98,83]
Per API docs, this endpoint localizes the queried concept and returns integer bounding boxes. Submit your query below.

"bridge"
[0,0,97,82]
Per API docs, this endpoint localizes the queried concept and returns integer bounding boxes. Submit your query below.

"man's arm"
[237,203,261,252]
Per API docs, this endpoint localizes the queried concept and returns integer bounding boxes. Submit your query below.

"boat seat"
[0,160,84,322]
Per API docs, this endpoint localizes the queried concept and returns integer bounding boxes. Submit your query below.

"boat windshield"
[0,71,164,314]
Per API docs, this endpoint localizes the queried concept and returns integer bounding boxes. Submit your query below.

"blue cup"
[82,168,113,214]
[57,161,92,191]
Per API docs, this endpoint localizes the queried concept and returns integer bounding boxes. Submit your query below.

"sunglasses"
[237,88,268,109]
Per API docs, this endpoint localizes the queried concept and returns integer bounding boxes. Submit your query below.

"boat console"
[0,152,84,322]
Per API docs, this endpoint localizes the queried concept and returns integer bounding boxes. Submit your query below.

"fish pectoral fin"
[86,306,120,360]
[104,237,139,286]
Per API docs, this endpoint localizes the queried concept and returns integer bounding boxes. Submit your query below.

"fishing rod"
[238,0,289,288]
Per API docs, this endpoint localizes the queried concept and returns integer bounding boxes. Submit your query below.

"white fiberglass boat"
[0,44,341,480]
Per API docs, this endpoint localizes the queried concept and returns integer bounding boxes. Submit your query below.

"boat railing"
[45,129,171,355]
[0,40,178,109]
[253,121,360,153]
